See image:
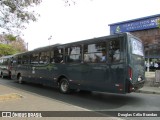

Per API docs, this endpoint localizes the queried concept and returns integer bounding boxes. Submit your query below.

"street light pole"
[26,42,28,51]
[48,35,52,46]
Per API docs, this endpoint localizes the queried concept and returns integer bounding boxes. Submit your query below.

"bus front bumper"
[129,80,145,93]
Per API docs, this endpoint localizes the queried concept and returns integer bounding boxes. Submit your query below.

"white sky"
[22,0,160,50]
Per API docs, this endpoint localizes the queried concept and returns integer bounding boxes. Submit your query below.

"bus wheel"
[18,75,23,84]
[59,78,70,94]
[1,74,4,79]
[8,72,11,79]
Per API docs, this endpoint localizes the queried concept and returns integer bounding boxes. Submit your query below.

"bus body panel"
[127,34,145,92]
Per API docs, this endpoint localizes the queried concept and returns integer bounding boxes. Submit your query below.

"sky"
[22,0,160,50]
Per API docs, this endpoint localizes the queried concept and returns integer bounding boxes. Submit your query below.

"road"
[0,78,160,120]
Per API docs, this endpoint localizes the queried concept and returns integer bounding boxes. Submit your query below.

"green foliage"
[5,34,16,41]
[0,44,17,56]
[0,0,42,34]
[158,19,160,28]
[0,34,27,54]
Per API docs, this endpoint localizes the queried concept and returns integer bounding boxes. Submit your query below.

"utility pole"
[48,35,52,45]
[26,42,28,51]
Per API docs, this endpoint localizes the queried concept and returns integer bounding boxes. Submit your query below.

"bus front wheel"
[59,78,70,94]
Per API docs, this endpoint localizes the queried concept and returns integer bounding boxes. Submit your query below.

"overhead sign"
[109,16,160,35]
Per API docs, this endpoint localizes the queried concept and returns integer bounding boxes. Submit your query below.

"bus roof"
[13,32,132,56]
[62,32,129,47]
[0,55,14,59]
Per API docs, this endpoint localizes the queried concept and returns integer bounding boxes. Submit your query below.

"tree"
[0,0,42,35]
[4,34,17,41]
[0,0,80,35]
[158,19,160,28]
[0,34,27,56]
[0,44,17,56]
[10,37,27,52]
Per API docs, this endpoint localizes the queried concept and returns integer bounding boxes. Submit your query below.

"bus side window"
[50,51,54,63]
[65,46,81,63]
[109,40,120,62]
[10,57,13,65]
[17,56,22,64]
[84,42,106,63]
[39,51,50,64]
[54,48,63,63]
[12,57,17,65]
[30,53,39,64]
[22,55,30,64]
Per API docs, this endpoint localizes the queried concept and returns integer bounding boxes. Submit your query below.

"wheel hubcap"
[19,76,22,83]
[61,81,68,92]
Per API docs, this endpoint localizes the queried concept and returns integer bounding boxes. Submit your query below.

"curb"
[135,90,160,95]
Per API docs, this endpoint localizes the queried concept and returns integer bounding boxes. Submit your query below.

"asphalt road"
[0,78,160,120]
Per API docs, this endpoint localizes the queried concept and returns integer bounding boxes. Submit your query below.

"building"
[109,14,160,71]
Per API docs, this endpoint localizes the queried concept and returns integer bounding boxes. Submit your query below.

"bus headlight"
[138,76,142,81]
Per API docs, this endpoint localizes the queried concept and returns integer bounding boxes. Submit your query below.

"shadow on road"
[0,79,143,111]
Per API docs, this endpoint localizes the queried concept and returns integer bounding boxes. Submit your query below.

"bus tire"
[8,72,11,79]
[59,78,70,94]
[1,73,4,79]
[18,75,23,84]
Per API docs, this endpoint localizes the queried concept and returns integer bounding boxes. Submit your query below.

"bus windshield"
[131,37,144,56]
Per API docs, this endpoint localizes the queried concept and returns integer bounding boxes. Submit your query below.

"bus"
[0,55,14,79]
[11,33,145,94]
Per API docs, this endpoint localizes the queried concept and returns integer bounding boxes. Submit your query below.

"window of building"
[84,42,106,63]
[65,46,81,63]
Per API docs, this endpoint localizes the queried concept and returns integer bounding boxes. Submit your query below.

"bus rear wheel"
[1,73,4,79]
[59,78,70,94]
[8,72,11,79]
[18,75,23,84]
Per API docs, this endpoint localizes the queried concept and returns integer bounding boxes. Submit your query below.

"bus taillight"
[128,67,132,80]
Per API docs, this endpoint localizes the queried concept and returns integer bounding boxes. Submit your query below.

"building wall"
[130,28,160,71]
[131,28,160,46]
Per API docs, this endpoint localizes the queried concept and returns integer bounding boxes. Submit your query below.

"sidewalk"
[136,86,160,95]
[0,83,123,120]
[136,72,160,95]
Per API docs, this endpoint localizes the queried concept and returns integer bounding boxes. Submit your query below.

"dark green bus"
[11,33,145,94]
